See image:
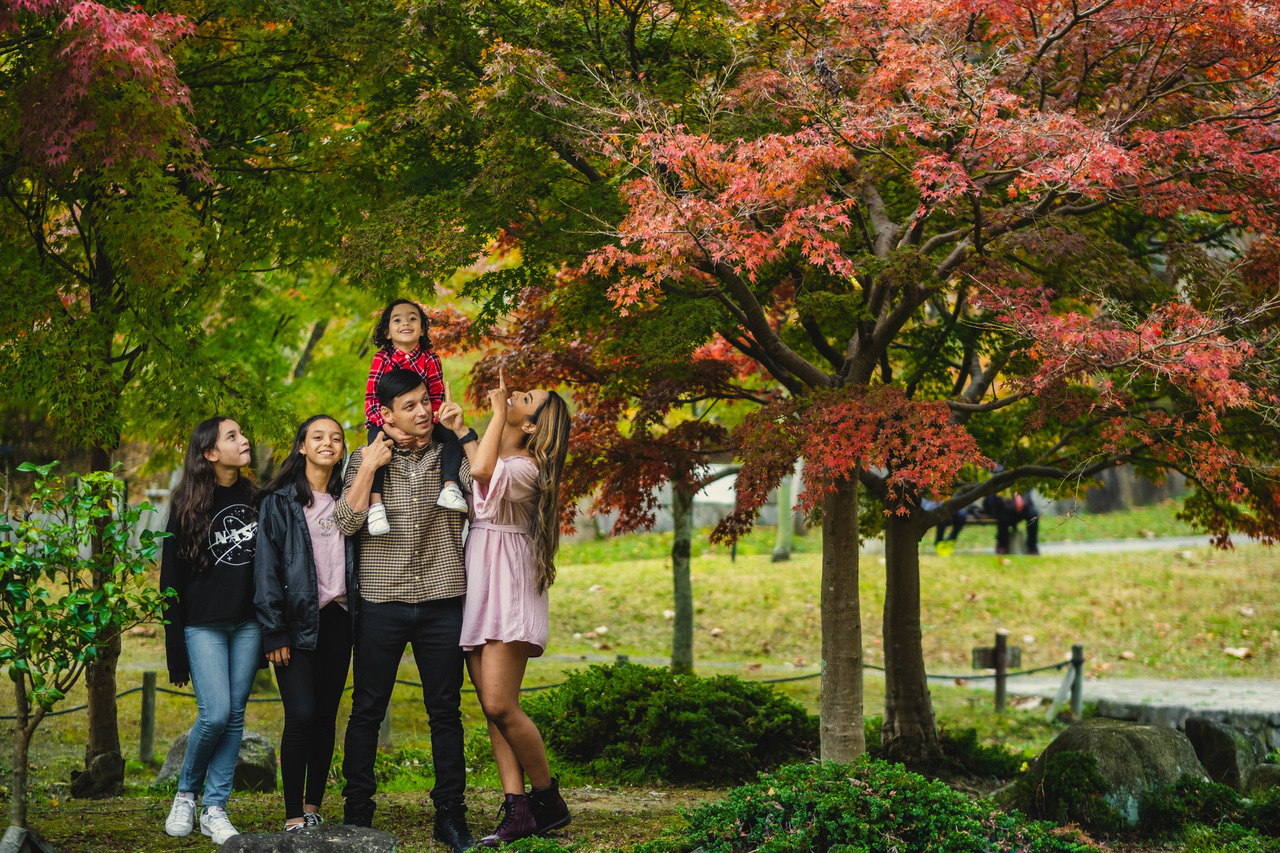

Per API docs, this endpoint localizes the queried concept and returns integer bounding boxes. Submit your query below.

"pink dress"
[460,455,549,655]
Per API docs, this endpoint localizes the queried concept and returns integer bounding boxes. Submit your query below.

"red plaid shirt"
[364,346,445,427]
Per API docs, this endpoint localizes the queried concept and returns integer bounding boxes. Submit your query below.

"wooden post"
[994,631,1009,713]
[139,671,156,764]
[378,708,392,751]
[1070,643,1085,719]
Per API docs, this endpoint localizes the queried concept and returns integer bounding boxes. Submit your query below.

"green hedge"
[637,759,1099,853]
[523,663,817,784]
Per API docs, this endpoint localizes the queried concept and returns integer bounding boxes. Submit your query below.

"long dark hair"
[521,392,571,592]
[262,415,346,508]
[170,416,255,571]
[372,299,432,352]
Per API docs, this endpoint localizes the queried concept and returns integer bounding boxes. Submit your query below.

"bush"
[523,663,817,784]
[1139,775,1243,837]
[1015,750,1124,834]
[374,747,434,785]
[1137,774,1280,840]
[633,759,1099,853]
[938,725,1027,778]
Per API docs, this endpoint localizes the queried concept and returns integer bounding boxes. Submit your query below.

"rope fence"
[3,642,1087,730]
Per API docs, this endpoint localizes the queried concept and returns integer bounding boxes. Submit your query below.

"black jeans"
[275,602,353,819]
[342,597,466,807]
[367,425,463,495]
[934,509,968,543]
[994,505,1039,553]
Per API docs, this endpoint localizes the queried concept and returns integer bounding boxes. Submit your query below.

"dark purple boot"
[530,778,571,834]
[480,793,536,848]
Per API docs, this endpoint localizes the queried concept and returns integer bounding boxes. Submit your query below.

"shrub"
[464,725,494,774]
[1015,750,1125,835]
[1139,775,1243,837]
[373,747,434,785]
[633,759,1099,853]
[938,725,1026,778]
[1243,786,1280,836]
[523,663,817,784]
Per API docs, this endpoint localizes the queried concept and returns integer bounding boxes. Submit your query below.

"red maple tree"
[435,283,778,672]
[491,0,1280,763]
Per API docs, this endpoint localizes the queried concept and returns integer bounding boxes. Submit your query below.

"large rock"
[1184,716,1267,793]
[1246,762,1280,796]
[155,730,278,792]
[220,825,398,852]
[1008,718,1207,831]
[69,749,124,798]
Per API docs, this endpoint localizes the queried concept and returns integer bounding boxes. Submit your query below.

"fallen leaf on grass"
[1224,647,1252,659]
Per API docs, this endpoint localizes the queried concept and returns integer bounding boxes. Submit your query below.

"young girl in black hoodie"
[161,417,259,845]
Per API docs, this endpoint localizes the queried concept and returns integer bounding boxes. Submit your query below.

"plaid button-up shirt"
[335,440,471,604]
[364,346,446,428]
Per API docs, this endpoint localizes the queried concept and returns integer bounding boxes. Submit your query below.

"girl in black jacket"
[255,415,355,831]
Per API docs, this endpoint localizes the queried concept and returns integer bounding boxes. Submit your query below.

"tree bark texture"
[880,513,942,766]
[819,477,865,761]
[77,442,124,797]
[670,485,695,675]
[11,680,31,828]
[772,470,793,562]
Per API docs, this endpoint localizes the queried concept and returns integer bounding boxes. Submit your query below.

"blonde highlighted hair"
[521,391,571,592]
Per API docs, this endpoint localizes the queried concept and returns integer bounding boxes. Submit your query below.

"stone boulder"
[155,730,278,792]
[219,825,398,853]
[1184,716,1267,793]
[1246,762,1280,796]
[68,749,124,798]
[1006,718,1207,831]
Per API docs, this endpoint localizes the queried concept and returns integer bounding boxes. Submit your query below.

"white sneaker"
[200,806,240,845]
[367,502,390,536]
[436,482,468,512]
[164,791,196,837]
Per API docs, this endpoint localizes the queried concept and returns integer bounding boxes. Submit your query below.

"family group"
[157,299,570,850]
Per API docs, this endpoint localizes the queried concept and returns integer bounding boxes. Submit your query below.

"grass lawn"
[3,501,1275,851]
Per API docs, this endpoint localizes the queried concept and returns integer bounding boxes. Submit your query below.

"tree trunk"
[772,469,793,562]
[11,679,31,828]
[819,477,864,761]
[880,513,942,767]
[670,484,694,675]
[75,442,124,798]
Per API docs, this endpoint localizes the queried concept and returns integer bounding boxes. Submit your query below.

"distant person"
[438,371,572,846]
[161,417,259,845]
[362,298,467,535]
[255,416,355,832]
[983,492,1040,555]
[922,498,967,556]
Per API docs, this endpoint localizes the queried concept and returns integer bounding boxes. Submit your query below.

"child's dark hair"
[372,299,432,352]
[262,415,346,508]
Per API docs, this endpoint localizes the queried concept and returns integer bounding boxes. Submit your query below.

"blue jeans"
[180,620,261,807]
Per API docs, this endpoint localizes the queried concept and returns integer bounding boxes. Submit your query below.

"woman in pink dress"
[437,369,572,847]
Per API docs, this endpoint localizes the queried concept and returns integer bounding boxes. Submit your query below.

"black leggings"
[367,424,462,495]
[275,603,353,819]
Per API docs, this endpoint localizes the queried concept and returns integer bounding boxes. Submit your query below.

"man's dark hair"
[377,368,427,409]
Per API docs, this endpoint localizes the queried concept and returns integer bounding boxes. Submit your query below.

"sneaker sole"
[164,825,193,838]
